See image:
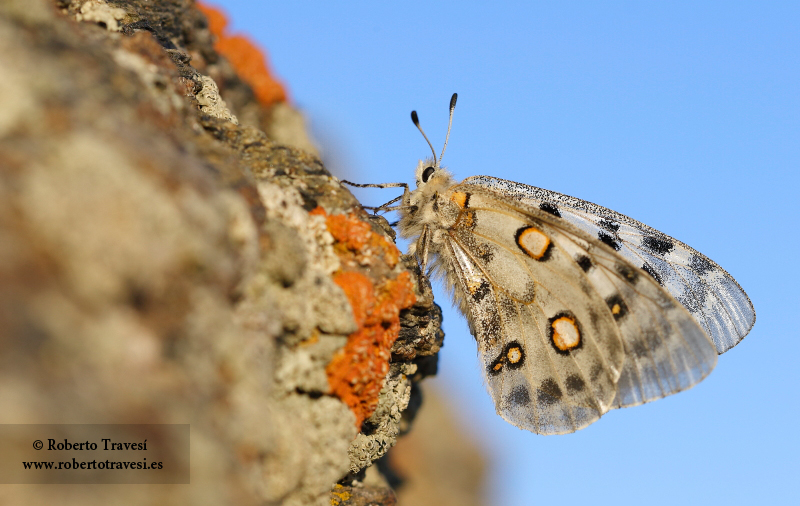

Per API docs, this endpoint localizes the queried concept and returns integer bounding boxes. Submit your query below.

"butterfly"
[344,94,756,435]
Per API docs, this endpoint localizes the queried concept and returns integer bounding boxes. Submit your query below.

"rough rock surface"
[0,0,451,505]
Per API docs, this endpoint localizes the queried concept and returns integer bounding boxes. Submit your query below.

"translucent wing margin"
[563,236,718,408]
[464,175,756,354]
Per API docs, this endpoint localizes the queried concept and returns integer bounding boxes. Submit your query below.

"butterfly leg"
[418,225,430,274]
[341,180,411,215]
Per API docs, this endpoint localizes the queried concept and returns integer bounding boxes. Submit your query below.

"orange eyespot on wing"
[488,341,527,375]
[516,226,551,260]
[550,314,581,353]
[606,294,628,320]
[507,345,523,364]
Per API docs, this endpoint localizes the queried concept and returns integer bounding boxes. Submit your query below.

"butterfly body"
[353,94,755,435]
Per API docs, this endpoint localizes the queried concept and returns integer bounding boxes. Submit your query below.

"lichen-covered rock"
[0,1,446,505]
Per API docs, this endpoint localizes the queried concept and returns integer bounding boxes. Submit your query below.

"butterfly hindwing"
[463,175,756,354]
[443,184,718,428]
[443,209,624,434]
[441,189,634,433]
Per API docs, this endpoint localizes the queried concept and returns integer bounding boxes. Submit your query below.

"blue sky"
[212,2,798,504]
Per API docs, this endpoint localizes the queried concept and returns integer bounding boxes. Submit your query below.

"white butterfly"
[345,94,756,435]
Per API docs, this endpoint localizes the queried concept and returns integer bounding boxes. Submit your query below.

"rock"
[0,1,450,505]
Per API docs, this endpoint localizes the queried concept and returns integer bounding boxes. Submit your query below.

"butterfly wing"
[568,231,718,409]
[441,184,718,431]
[441,201,625,434]
[463,176,756,354]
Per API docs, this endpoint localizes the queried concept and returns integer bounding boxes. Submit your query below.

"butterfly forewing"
[578,239,718,407]
[537,222,718,407]
[463,175,756,354]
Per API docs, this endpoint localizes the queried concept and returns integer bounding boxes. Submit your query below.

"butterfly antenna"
[411,110,438,166]
[439,93,457,166]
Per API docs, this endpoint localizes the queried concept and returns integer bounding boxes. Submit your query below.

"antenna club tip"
[450,93,458,108]
[410,110,419,125]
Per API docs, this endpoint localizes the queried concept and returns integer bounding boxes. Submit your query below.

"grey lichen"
[196,74,239,124]
[74,0,127,31]
[347,363,416,474]
[0,1,445,505]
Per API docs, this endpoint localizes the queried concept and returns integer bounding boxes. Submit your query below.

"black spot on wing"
[475,243,495,263]
[537,378,563,406]
[631,339,649,359]
[642,262,663,285]
[539,202,561,217]
[507,385,531,407]
[689,254,714,275]
[576,255,592,272]
[599,219,620,232]
[606,294,628,320]
[642,236,674,255]
[677,293,701,315]
[565,374,586,395]
[472,280,491,302]
[677,275,708,315]
[586,307,601,329]
[488,355,503,377]
[616,263,639,284]
[598,231,621,251]
[644,329,661,352]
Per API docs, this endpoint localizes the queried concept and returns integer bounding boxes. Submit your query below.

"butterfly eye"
[421,166,435,183]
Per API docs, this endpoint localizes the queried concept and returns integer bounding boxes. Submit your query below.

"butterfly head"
[398,95,458,254]
[414,158,454,189]
[405,157,455,219]
[408,93,458,197]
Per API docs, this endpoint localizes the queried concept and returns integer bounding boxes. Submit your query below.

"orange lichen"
[374,271,415,324]
[333,271,375,329]
[324,211,400,268]
[326,212,372,252]
[198,2,226,35]
[196,2,288,106]
[313,207,416,427]
[327,272,415,427]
